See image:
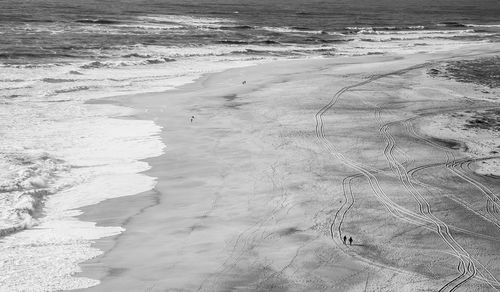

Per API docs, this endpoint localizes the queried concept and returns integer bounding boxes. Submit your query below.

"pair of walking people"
[343,235,353,246]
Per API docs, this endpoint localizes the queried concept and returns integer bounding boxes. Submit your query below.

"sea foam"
[0,102,164,290]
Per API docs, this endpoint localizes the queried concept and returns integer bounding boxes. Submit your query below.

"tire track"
[315,63,437,225]
[315,63,456,269]
[406,120,500,229]
[316,63,500,291]
[197,162,292,291]
[404,119,500,290]
[376,112,484,291]
[314,64,467,284]
[330,174,359,241]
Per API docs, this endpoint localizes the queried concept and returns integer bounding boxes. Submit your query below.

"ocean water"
[0,0,499,290]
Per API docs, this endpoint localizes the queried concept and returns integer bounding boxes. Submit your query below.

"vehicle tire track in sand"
[315,63,450,277]
[404,119,500,290]
[197,161,299,291]
[330,174,359,241]
[449,159,500,221]
[406,120,500,229]
[315,63,437,227]
[315,62,500,291]
[376,113,490,291]
[407,159,500,242]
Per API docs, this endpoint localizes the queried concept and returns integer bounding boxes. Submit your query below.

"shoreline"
[75,45,500,291]
[74,56,397,289]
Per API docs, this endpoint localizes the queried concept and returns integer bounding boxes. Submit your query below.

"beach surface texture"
[1,1,500,291]
[75,43,500,291]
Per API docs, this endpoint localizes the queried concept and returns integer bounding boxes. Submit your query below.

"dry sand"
[75,44,500,291]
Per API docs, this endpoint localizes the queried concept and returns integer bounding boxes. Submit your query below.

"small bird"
[190,115,195,123]
[242,80,247,84]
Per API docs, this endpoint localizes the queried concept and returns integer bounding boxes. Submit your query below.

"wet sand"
[76,44,500,291]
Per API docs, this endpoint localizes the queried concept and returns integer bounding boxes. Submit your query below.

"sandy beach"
[61,42,500,291]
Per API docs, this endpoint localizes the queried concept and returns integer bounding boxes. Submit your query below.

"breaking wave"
[0,153,68,237]
[261,26,326,34]
[79,57,176,69]
[345,25,426,33]
[75,19,122,25]
[466,23,500,28]
[437,21,467,28]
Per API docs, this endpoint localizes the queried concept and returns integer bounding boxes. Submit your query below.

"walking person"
[349,236,353,246]
[190,115,195,123]
[343,235,347,245]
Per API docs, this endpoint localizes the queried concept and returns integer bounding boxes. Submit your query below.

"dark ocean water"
[1,0,499,64]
